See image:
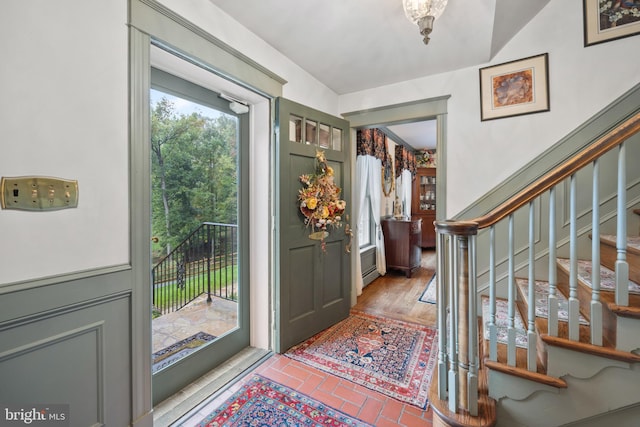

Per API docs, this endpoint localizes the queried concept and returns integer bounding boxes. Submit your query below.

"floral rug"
[557,258,640,295]
[516,278,589,325]
[285,310,438,409]
[419,274,437,304]
[196,375,372,427]
[152,331,216,373]
[481,295,528,348]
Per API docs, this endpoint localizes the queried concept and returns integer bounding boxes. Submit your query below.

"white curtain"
[394,169,413,218]
[401,169,412,218]
[369,158,386,277]
[355,155,386,296]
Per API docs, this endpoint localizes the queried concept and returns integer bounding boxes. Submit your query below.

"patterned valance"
[356,129,387,162]
[395,145,417,178]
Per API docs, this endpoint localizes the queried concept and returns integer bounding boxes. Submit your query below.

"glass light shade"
[402,0,448,24]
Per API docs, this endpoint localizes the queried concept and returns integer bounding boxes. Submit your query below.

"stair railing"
[434,111,640,416]
[152,222,238,315]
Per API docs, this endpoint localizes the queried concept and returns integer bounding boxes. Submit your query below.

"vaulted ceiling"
[210,0,551,149]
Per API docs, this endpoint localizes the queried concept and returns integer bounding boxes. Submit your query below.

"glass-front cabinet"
[412,167,436,248]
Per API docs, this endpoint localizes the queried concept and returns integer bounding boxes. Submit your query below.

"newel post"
[435,220,479,416]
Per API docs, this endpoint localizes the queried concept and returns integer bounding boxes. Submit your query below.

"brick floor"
[178,353,434,426]
[253,354,433,427]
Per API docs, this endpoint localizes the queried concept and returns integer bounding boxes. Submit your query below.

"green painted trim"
[342,96,450,128]
[0,289,131,330]
[130,0,286,97]
[0,264,131,295]
[342,96,449,221]
[455,82,640,220]
[129,26,154,422]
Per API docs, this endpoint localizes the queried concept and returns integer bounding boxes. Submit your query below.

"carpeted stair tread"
[481,295,528,348]
[599,234,640,255]
[556,258,640,295]
[556,259,640,322]
[598,234,640,285]
[515,278,589,325]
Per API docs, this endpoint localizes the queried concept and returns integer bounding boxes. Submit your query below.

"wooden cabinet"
[412,167,437,248]
[381,218,422,277]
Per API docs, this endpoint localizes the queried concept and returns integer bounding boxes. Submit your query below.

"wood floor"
[353,249,438,327]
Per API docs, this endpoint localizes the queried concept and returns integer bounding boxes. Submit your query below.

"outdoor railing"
[434,111,640,417]
[152,222,238,315]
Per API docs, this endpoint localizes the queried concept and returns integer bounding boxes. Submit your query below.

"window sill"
[359,245,376,254]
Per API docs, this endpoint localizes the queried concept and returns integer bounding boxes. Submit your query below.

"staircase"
[428,111,640,427]
[483,231,640,426]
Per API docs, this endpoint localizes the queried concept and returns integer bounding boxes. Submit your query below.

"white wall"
[0,1,129,284]
[3,0,637,285]
[157,0,342,117]
[339,0,640,217]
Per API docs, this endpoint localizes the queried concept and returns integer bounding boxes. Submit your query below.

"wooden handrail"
[438,112,640,231]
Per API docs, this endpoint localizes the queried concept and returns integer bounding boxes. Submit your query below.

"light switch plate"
[1,176,78,211]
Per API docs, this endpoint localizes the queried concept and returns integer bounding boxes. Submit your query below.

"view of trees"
[151,94,238,260]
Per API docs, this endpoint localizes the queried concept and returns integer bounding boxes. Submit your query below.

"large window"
[358,195,376,249]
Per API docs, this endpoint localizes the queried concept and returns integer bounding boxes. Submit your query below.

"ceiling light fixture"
[402,0,448,45]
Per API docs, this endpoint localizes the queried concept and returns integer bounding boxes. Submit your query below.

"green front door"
[275,98,352,352]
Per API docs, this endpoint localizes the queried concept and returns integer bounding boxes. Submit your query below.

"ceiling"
[210,0,550,150]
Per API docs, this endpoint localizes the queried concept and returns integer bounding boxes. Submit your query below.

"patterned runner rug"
[419,274,437,304]
[152,331,216,373]
[482,295,528,348]
[196,374,372,427]
[516,278,589,325]
[557,258,640,294]
[285,310,438,409]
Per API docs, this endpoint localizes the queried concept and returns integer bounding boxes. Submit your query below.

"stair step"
[479,299,563,388]
[599,234,640,284]
[556,258,640,295]
[515,278,589,325]
[540,334,640,364]
[483,359,567,389]
[556,258,640,319]
[599,234,640,253]
[481,295,528,348]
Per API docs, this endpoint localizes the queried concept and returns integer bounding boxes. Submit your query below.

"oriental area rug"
[152,331,216,373]
[196,374,372,427]
[285,310,438,409]
[419,274,437,304]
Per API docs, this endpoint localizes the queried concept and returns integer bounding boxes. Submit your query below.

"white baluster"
[591,160,603,346]
[448,235,459,413]
[436,232,448,400]
[489,226,498,361]
[616,142,629,307]
[468,234,478,416]
[527,201,536,371]
[507,214,516,366]
[569,174,580,341]
[548,187,558,336]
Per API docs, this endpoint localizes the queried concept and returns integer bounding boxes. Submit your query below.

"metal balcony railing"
[152,222,238,315]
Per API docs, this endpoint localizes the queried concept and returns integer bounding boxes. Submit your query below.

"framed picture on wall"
[479,53,550,121]
[583,0,640,46]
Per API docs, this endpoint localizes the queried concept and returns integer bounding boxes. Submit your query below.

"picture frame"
[479,53,550,122]
[583,0,640,47]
